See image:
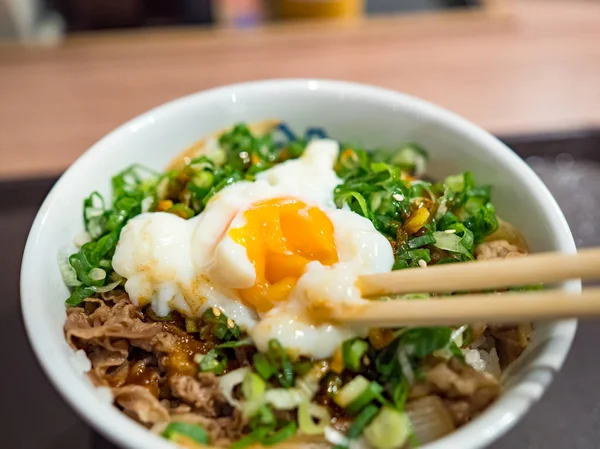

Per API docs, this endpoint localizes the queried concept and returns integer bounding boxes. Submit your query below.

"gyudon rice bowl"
[61,120,537,449]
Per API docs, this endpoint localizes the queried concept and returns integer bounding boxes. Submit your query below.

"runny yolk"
[228,198,338,312]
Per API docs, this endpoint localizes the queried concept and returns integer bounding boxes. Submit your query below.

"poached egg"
[112,139,394,358]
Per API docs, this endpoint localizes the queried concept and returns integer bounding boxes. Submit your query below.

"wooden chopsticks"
[335,288,600,327]
[357,248,600,297]
[325,248,600,327]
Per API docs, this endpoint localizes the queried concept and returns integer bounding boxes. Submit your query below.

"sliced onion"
[405,396,455,445]
[218,367,250,408]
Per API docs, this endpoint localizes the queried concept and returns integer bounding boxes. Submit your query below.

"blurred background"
[1,0,600,448]
[2,0,485,40]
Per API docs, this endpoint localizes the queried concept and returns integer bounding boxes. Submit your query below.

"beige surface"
[1,0,599,180]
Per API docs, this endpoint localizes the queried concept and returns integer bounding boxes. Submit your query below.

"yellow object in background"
[276,0,364,20]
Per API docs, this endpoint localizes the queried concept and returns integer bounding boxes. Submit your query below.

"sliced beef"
[64,294,240,445]
[410,358,500,426]
[113,385,170,424]
[487,323,532,367]
[168,373,230,418]
[65,297,161,382]
[475,239,526,261]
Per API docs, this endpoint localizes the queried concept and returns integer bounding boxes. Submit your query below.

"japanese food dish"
[61,121,533,449]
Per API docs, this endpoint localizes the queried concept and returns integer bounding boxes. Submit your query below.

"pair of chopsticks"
[332,248,600,327]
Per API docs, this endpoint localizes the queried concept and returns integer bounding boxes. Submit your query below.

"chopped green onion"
[334,375,370,408]
[162,422,210,445]
[201,308,242,342]
[253,353,277,381]
[342,338,369,372]
[347,404,380,439]
[167,203,195,219]
[192,171,215,190]
[346,381,385,415]
[198,349,227,375]
[264,388,305,410]
[229,435,257,449]
[260,421,298,446]
[298,401,331,435]
[217,339,254,349]
[408,233,436,249]
[58,254,81,288]
[185,318,198,333]
[267,339,294,388]
[292,360,313,377]
[242,371,266,403]
[364,407,410,449]
[65,287,95,306]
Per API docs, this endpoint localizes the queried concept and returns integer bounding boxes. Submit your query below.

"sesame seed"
[444,229,457,234]
[393,194,405,201]
[212,307,221,317]
[418,259,427,268]
[227,318,235,329]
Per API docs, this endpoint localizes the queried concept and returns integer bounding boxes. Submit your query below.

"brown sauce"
[126,360,161,397]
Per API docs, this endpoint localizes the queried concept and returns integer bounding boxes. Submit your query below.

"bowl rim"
[20,78,578,449]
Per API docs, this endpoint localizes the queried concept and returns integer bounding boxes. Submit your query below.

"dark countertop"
[3,130,600,449]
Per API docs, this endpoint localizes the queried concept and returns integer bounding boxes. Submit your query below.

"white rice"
[463,348,501,378]
[95,386,114,404]
[70,349,91,373]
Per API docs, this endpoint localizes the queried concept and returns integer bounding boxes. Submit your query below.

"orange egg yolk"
[228,198,338,312]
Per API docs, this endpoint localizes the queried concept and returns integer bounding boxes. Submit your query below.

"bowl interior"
[21,80,577,449]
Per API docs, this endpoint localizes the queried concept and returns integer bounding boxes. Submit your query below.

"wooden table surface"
[1,0,599,180]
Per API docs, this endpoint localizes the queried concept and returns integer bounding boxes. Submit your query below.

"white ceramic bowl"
[21,79,578,449]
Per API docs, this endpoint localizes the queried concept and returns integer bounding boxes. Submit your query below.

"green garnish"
[252,339,295,388]
[342,338,369,372]
[197,349,227,375]
[66,166,159,305]
[201,308,241,341]
[162,422,210,445]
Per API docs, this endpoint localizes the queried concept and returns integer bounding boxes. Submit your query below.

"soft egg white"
[112,139,394,358]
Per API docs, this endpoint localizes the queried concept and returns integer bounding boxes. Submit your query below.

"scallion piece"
[253,353,276,381]
[185,318,198,333]
[65,287,95,306]
[267,339,294,388]
[198,349,227,375]
[162,422,210,445]
[346,404,380,439]
[364,407,410,449]
[167,203,195,219]
[342,338,369,372]
[334,375,370,408]
[217,339,254,349]
[298,401,331,435]
[229,435,257,449]
[346,381,385,415]
[242,371,266,403]
[260,421,298,446]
